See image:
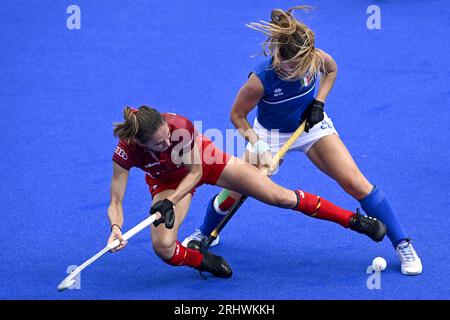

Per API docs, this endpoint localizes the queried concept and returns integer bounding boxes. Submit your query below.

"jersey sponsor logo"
[145,162,160,168]
[115,146,128,160]
[273,88,283,97]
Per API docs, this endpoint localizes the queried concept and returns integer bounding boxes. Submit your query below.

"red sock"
[293,190,354,228]
[164,241,203,268]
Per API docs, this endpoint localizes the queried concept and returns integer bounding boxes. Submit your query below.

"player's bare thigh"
[215,156,295,208]
[225,149,279,200]
[307,134,372,199]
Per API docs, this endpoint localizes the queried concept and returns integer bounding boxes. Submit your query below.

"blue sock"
[358,186,408,247]
[200,194,225,236]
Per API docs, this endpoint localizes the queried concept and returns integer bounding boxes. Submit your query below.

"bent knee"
[152,237,177,259]
[338,174,372,199]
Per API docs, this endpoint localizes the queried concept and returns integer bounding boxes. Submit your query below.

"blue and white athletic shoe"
[396,239,423,275]
[182,229,220,249]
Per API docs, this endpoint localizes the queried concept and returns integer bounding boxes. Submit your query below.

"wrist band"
[111,224,122,232]
[252,139,270,155]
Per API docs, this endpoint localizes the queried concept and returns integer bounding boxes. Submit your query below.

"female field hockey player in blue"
[184,6,422,275]
[107,106,385,278]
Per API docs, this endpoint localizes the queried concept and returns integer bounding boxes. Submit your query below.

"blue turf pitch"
[1,0,449,299]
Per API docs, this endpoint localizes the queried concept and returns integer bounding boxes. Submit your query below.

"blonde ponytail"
[246,5,325,81]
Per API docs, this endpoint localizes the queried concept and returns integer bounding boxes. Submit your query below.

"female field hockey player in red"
[184,6,422,275]
[107,106,386,278]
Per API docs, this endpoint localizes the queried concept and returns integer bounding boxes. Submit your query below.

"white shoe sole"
[181,237,195,247]
[181,235,220,248]
[401,268,423,276]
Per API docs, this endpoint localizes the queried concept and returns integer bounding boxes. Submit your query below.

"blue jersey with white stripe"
[252,58,317,132]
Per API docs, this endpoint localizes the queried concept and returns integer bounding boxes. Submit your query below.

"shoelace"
[398,243,417,263]
[359,216,375,231]
[354,209,376,229]
[190,229,203,239]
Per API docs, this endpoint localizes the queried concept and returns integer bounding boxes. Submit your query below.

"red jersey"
[112,113,200,184]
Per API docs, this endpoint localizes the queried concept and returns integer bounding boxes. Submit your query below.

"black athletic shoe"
[187,239,201,251]
[187,238,213,254]
[349,209,387,242]
[196,250,233,279]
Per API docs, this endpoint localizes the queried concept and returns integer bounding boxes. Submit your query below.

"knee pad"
[214,190,240,214]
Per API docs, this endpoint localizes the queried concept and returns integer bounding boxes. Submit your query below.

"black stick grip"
[200,195,248,253]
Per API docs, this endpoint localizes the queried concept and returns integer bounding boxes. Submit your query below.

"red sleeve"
[112,141,135,170]
[167,114,198,150]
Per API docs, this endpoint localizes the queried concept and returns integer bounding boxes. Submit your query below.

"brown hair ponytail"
[113,106,164,144]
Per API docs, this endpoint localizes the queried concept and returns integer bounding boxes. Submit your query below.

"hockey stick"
[200,120,307,252]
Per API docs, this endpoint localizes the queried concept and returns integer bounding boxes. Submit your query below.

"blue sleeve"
[249,59,272,96]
